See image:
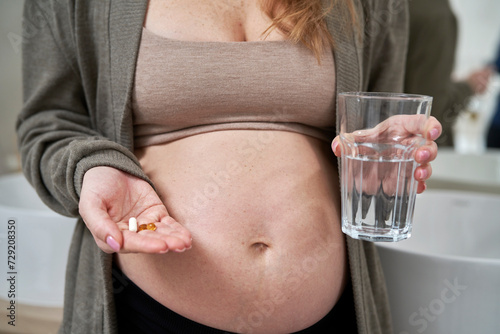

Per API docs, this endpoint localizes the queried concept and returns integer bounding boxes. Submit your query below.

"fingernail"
[332,140,339,153]
[106,236,120,252]
[429,128,439,140]
[418,150,430,161]
[419,169,428,180]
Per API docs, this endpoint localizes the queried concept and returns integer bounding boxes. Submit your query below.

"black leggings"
[112,263,358,334]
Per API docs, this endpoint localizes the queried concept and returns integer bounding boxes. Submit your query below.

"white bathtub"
[376,190,500,334]
[0,173,77,307]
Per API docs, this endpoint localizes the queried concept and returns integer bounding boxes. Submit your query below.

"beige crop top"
[132,28,336,148]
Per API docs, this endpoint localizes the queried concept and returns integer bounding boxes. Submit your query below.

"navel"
[250,242,270,252]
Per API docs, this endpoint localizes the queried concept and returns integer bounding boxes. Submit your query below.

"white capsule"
[128,217,138,232]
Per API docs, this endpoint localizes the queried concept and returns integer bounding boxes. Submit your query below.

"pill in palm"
[128,217,138,232]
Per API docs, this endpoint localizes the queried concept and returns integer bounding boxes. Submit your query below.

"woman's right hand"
[79,166,192,254]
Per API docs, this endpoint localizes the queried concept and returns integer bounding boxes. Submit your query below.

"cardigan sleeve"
[361,0,409,93]
[17,0,149,217]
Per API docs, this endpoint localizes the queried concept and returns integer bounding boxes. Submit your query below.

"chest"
[144,0,286,42]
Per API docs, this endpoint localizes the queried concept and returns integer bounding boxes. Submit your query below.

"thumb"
[79,196,123,253]
[331,136,341,157]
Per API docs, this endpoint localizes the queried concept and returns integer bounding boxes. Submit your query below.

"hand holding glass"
[338,92,433,242]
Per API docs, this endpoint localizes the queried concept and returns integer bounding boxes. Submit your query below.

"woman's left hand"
[331,116,442,194]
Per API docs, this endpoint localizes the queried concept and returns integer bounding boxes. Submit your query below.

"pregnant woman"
[18,0,440,333]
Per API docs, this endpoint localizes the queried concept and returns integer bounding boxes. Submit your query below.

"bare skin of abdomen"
[115,130,347,333]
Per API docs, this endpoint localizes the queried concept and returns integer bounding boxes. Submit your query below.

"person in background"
[404,0,491,147]
[487,40,500,148]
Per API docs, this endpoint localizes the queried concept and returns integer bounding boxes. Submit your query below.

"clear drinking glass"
[338,92,433,242]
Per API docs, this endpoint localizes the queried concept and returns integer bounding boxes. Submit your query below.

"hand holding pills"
[79,166,192,254]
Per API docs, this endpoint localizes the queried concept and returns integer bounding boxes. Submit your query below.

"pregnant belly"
[116,130,347,333]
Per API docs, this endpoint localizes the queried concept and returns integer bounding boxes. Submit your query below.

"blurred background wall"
[1,0,23,175]
[1,0,500,176]
[451,0,500,77]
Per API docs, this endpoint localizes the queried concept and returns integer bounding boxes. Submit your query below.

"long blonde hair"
[261,0,356,61]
